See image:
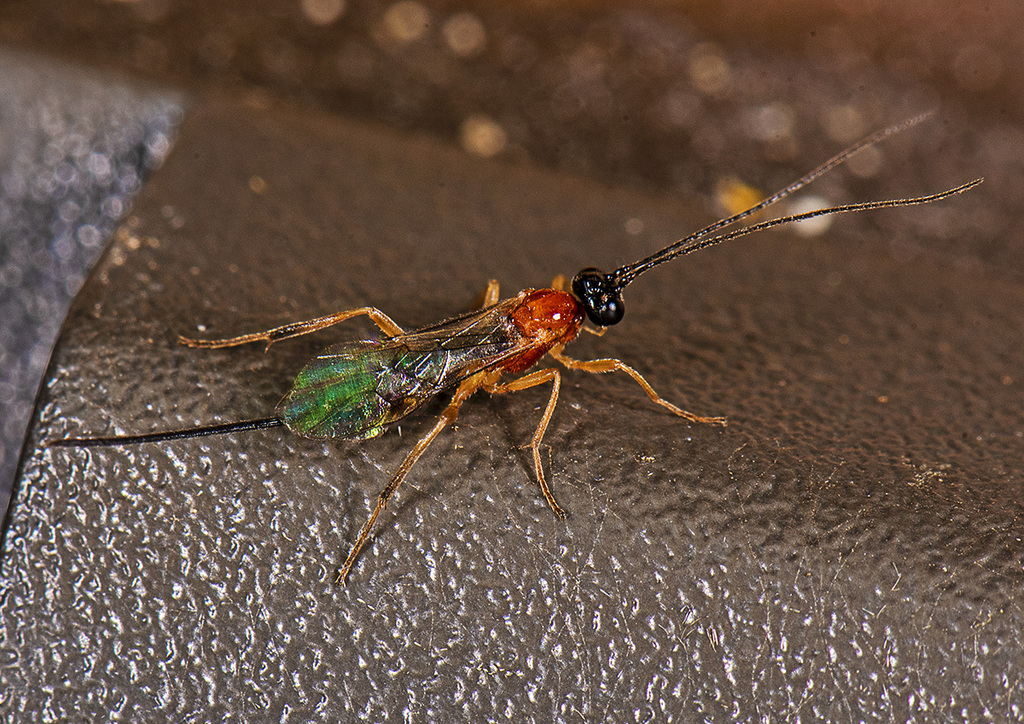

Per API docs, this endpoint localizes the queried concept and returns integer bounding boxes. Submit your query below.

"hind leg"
[336,374,481,584]
[485,367,567,518]
[180,307,405,351]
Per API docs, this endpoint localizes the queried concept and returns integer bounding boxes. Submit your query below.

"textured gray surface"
[3,91,1022,721]
[0,48,181,518]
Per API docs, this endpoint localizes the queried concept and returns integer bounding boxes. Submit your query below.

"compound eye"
[571,268,625,326]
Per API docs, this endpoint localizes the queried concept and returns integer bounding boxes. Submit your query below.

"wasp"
[51,114,981,583]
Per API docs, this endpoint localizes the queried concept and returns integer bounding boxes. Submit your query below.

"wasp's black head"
[571,268,625,327]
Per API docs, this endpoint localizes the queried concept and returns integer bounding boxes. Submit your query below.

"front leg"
[549,348,727,426]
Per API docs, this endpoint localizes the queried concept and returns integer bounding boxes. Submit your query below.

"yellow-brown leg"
[335,375,482,584]
[549,347,727,426]
[180,307,405,351]
[482,279,500,307]
[485,367,567,519]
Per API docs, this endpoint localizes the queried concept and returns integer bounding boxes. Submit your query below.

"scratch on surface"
[828,528,865,588]
[806,460,846,523]
[890,562,901,592]
[560,520,605,719]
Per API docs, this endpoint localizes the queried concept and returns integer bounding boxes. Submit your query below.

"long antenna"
[571,114,982,326]
[615,111,935,288]
[624,178,982,274]
[48,416,283,448]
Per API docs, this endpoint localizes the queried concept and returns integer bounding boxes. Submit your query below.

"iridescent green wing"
[278,299,521,440]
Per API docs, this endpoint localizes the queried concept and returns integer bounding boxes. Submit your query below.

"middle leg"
[485,368,567,519]
[481,279,500,308]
